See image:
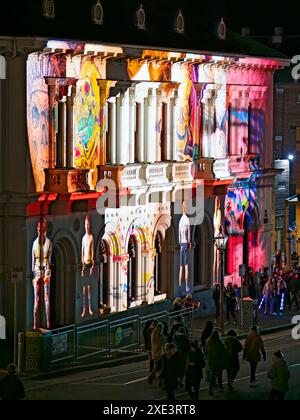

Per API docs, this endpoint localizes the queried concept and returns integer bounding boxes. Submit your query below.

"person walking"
[205,330,227,396]
[223,329,243,390]
[225,283,237,323]
[143,320,155,373]
[159,343,182,400]
[170,315,189,338]
[185,340,206,400]
[290,273,300,310]
[148,323,166,384]
[268,351,290,401]
[173,326,190,389]
[243,326,266,388]
[0,364,25,401]
[200,321,214,351]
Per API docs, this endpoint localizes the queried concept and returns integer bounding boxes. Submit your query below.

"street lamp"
[287,230,293,268]
[214,226,228,334]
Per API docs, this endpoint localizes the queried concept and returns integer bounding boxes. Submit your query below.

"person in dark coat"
[223,329,243,389]
[201,321,214,350]
[268,351,290,400]
[0,364,25,401]
[244,326,266,387]
[173,326,190,388]
[159,343,182,400]
[185,340,206,400]
[170,316,189,338]
[225,283,237,322]
[205,330,227,396]
[143,320,155,372]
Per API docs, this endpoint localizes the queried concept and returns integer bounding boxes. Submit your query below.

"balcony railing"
[172,161,193,183]
[146,162,169,185]
[194,158,231,181]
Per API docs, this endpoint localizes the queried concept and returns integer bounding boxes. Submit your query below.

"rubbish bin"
[24,331,43,372]
[240,298,258,330]
[24,330,51,373]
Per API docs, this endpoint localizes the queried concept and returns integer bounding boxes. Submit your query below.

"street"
[24,329,300,400]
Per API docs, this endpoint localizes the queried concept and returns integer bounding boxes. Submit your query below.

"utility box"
[240,298,258,330]
[24,331,51,373]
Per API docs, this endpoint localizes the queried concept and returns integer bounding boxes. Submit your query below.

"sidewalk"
[13,309,296,382]
[192,309,296,338]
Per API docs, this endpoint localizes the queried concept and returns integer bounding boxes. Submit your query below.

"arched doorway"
[127,235,138,308]
[51,239,76,328]
[154,232,163,295]
[193,219,213,289]
[99,240,109,309]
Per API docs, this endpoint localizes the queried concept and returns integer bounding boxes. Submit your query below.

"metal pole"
[220,250,224,335]
[14,280,17,365]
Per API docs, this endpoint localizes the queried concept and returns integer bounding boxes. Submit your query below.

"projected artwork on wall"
[81,215,95,317]
[74,62,101,170]
[178,201,191,293]
[27,53,66,191]
[31,218,53,330]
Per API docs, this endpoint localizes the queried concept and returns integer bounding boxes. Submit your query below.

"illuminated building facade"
[0,1,289,359]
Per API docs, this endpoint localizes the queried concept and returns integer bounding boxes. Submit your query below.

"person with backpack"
[185,340,206,400]
[244,326,266,388]
[223,329,243,390]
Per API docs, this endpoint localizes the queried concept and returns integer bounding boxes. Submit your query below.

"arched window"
[92,0,104,25]
[99,240,109,308]
[136,4,146,30]
[127,236,138,307]
[154,233,163,295]
[43,0,55,19]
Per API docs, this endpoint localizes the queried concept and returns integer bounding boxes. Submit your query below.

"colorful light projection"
[81,215,95,318]
[224,174,270,284]
[74,62,101,170]
[31,218,53,330]
[27,53,66,191]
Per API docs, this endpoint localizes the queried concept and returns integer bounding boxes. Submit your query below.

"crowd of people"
[211,257,300,323]
[143,318,290,401]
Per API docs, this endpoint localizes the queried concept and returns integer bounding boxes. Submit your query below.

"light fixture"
[214,227,228,252]
[288,154,294,161]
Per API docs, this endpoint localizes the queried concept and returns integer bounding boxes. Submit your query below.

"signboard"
[239,264,246,277]
[0,315,6,339]
[51,334,68,355]
[11,268,24,284]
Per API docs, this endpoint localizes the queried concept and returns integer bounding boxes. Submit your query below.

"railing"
[109,316,140,356]
[146,163,169,185]
[213,158,231,180]
[23,308,195,372]
[48,325,76,368]
[172,161,193,182]
[76,320,109,361]
[121,164,144,188]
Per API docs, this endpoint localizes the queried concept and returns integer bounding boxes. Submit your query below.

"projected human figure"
[81,216,95,317]
[213,196,222,284]
[179,201,191,292]
[32,219,52,330]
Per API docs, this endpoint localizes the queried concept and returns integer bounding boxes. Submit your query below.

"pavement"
[0,309,297,382]
[21,329,300,400]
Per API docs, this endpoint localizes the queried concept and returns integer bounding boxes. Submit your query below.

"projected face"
[27,87,49,190]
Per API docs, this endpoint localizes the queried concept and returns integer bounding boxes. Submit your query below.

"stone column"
[156,88,163,162]
[129,86,136,164]
[171,89,179,161]
[109,99,117,165]
[144,88,154,163]
[56,97,66,168]
[45,78,57,169]
[66,84,77,168]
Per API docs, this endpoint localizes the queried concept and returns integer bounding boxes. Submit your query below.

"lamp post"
[214,226,228,335]
[287,230,292,269]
